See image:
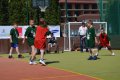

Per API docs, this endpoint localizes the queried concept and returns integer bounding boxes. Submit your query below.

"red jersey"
[99,33,110,47]
[34,26,48,49]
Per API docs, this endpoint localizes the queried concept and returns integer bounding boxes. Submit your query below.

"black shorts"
[98,45,112,50]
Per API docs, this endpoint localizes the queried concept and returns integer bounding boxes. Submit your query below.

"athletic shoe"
[29,61,37,65]
[8,55,13,59]
[95,53,99,56]
[88,56,93,60]
[55,51,57,53]
[39,59,46,66]
[18,54,23,58]
[93,56,97,60]
[29,61,33,65]
[111,53,115,56]
[32,61,37,65]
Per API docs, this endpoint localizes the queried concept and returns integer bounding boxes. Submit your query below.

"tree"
[8,0,37,25]
[45,0,60,25]
[0,0,9,25]
[8,0,27,25]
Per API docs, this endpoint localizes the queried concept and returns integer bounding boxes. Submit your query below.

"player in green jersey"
[8,22,23,58]
[86,20,98,60]
[23,20,36,65]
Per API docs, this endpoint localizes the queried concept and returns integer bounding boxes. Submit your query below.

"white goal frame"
[64,22,107,51]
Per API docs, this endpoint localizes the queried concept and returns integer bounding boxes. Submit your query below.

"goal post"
[63,22,107,51]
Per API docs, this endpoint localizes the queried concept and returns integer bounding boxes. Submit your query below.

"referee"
[78,22,88,52]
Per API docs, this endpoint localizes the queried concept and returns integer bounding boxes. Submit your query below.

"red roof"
[77,14,100,20]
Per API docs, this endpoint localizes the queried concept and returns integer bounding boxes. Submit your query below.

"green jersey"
[24,26,36,46]
[10,28,19,44]
[86,26,96,48]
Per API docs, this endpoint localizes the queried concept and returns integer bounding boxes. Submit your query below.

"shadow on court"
[46,61,60,65]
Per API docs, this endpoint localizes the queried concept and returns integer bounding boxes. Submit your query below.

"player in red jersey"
[96,27,115,56]
[34,18,49,66]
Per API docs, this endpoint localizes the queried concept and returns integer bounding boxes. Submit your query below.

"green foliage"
[8,0,37,25]
[8,0,26,25]
[0,0,38,25]
[0,0,9,25]
[105,0,120,35]
[45,0,60,25]
[0,0,60,25]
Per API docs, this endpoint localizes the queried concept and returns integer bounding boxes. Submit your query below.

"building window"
[75,3,81,9]
[92,4,98,9]
[67,3,72,9]
[68,11,73,16]
[91,11,99,14]
[103,3,107,9]
[75,11,79,16]
[84,4,89,9]
[68,18,72,22]
[61,11,65,16]
[84,11,90,14]
[61,18,65,23]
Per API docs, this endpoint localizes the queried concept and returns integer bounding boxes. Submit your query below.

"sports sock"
[9,53,12,56]
[30,57,33,62]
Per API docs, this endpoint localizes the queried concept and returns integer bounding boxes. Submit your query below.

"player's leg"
[15,44,23,58]
[9,43,17,58]
[87,42,93,60]
[80,36,83,52]
[39,49,46,66]
[29,45,37,65]
[47,43,51,53]
[8,46,13,58]
[92,48,98,60]
[95,45,102,56]
[88,48,93,60]
[107,46,115,56]
[53,43,57,53]
[88,48,98,60]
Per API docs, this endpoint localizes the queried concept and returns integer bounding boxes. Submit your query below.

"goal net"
[63,22,107,51]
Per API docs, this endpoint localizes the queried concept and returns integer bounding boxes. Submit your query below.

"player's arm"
[81,27,87,40]
[109,41,111,46]
[45,30,51,36]
[10,29,13,43]
[33,26,37,38]
[16,30,20,38]
[10,35,12,43]
[95,36,98,44]
[93,28,98,44]
[22,36,26,44]
[81,36,86,40]
[97,35,100,45]
[22,28,29,44]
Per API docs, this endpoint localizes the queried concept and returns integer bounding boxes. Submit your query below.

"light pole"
[99,0,103,21]
[65,0,68,23]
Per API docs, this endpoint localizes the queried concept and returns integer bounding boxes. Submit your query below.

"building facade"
[59,0,106,23]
